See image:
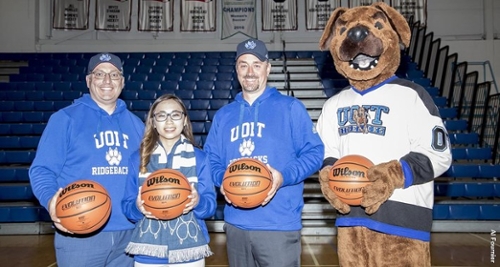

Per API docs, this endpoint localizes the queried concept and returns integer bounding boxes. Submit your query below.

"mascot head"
[319,2,411,90]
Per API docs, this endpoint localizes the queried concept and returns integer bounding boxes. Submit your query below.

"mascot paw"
[319,166,351,214]
[361,160,404,214]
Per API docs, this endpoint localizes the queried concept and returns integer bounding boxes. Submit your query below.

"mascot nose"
[347,25,369,43]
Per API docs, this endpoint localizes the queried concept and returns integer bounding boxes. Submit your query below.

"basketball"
[328,154,374,206]
[141,169,191,220]
[56,180,111,234]
[222,158,273,208]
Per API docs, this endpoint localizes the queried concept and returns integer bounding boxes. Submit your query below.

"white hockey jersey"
[316,76,452,241]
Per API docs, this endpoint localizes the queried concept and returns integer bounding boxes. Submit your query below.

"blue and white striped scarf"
[125,135,212,263]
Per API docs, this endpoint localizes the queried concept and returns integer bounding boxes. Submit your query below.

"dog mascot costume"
[316,2,452,267]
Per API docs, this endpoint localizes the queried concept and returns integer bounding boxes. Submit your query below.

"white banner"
[349,0,390,8]
[138,0,173,31]
[305,0,339,30]
[221,0,257,39]
[181,0,216,32]
[391,0,426,25]
[95,0,132,31]
[53,0,89,30]
[262,0,298,31]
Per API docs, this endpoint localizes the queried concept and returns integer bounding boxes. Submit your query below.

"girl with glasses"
[122,94,216,267]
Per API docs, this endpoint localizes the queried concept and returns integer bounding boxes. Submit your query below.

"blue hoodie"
[204,87,324,231]
[29,94,145,231]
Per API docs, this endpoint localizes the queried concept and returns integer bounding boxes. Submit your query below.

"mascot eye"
[374,21,383,30]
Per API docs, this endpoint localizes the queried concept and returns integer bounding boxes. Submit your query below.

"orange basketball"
[56,180,111,234]
[328,155,374,206]
[222,158,273,208]
[141,169,191,220]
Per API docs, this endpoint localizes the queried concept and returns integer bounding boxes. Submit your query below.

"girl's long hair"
[139,94,197,173]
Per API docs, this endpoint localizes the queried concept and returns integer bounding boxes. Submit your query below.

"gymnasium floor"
[0,232,497,266]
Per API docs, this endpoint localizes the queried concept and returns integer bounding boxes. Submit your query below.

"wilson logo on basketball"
[59,182,96,197]
[148,193,181,202]
[228,163,261,173]
[146,175,181,187]
[229,181,261,187]
[332,167,366,178]
[61,195,96,210]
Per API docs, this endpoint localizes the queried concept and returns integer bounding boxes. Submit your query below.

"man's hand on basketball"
[136,186,155,219]
[183,183,199,214]
[319,166,350,214]
[219,184,235,206]
[361,160,404,214]
[49,188,73,234]
[262,164,283,206]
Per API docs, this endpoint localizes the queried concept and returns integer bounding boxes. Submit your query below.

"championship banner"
[95,0,132,31]
[221,0,257,39]
[138,0,173,31]
[262,0,298,31]
[53,0,89,30]
[391,0,426,25]
[181,0,216,32]
[306,0,340,30]
[349,0,389,7]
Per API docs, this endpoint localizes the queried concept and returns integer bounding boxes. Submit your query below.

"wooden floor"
[0,232,497,266]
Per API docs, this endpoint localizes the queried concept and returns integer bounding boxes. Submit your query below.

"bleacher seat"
[214,81,232,91]
[165,73,182,81]
[161,81,178,90]
[72,82,87,91]
[199,73,216,81]
[193,90,213,99]
[126,81,143,91]
[136,65,152,74]
[1,151,36,164]
[203,58,220,66]
[178,81,196,90]
[121,90,138,100]
[152,65,169,74]
[181,73,199,81]
[444,120,467,132]
[143,81,162,90]
[479,165,500,178]
[212,90,232,99]
[0,167,29,182]
[147,73,165,82]
[201,65,218,73]
[53,82,72,91]
[0,184,34,201]
[449,133,479,146]
[188,110,208,121]
[210,99,229,109]
[216,72,234,81]
[137,90,157,100]
[190,99,210,109]
[176,89,194,99]
[25,91,44,101]
[217,65,235,73]
[44,91,64,101]
[168,65,184,74]
[196,81,214,90]
[129,73,148,82]
[129,100,152,111]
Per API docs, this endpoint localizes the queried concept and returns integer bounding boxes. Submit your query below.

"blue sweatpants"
[54,229,134,267]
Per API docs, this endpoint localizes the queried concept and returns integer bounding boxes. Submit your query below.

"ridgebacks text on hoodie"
[30,94,145,231]
[204,87,324,231]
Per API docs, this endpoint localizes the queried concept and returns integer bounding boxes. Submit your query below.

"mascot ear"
[319,7,347,51]
[373,2,411,49]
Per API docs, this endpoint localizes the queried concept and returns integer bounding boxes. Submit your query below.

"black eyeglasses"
[153,111,184,122]
[92,71,122,80]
